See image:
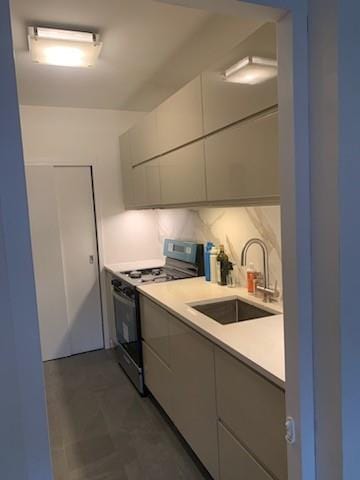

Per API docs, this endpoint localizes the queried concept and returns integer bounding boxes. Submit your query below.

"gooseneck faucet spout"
[241,238,270,289]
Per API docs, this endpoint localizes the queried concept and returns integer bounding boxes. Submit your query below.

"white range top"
[137,277,285,389]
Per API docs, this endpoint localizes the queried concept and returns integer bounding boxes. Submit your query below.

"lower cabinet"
[140,295,170,364]
[215,347,287,480]
[140,295,287,480]
[169,316,219,480]
[218,422,273,480]
[142,341,173,419]
[140,296,219,479]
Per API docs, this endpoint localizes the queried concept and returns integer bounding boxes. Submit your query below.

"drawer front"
[142,341,173,418]
[218,421,273,480]
[140,296,170,365]
[215,347,287,480]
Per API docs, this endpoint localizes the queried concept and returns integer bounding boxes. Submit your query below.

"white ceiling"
[10,0,264,111]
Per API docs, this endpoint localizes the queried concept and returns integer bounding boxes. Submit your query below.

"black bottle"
[216,245,229,286]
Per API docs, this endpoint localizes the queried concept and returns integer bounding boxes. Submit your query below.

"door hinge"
[285,416,296,445]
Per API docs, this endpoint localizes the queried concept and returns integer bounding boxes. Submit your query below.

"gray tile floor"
[44,349,209,480]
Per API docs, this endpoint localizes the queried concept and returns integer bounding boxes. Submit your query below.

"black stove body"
[111,240,204,395]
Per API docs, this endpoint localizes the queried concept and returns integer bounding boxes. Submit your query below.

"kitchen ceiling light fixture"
[27,27,102,67]
[224,56,277,85]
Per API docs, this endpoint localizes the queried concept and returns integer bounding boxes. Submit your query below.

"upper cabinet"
[119,132,134,209]
[156,76,203,154]
[159,140,206,205]
[205,111,279,203]
[132,159,161,208]
[201,23,277,134]
[129,110,158,166]
[121,22,279,210]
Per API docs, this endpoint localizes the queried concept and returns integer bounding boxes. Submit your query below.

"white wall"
[19,105,147,265]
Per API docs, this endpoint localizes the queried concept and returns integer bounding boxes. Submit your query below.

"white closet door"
[26,166,70,361]
[55,166,103,355]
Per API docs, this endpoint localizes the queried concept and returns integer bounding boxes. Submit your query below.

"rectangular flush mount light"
[28,27,102,67]
[224,56,277,85]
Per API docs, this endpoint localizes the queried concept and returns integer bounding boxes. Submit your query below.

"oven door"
[112,289,141,366]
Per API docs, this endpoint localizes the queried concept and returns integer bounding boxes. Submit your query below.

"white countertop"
[105,258,165,275]
[137,277,285,389]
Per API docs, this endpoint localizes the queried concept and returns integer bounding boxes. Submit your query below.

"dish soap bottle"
[209,246,218,283]
[216,245,229,286]
[246,262,256,293]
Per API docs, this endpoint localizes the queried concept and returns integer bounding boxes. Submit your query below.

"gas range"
[114,239,204,288]
[111,239,204,395]
[118,264,194,286]
[121,268,175,284]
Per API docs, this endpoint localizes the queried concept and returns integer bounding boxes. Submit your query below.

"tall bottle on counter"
[216,244,229,286]
[247,262,257,293]
[204,242,214,282]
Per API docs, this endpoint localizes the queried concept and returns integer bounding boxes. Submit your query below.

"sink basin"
[191,298,274,325]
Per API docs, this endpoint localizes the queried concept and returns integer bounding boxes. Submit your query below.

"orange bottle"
[246,262,256,293]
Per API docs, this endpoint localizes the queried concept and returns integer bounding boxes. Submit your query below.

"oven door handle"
[112,289,136,307]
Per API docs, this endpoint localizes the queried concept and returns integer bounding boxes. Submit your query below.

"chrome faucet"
[240,238,279,302]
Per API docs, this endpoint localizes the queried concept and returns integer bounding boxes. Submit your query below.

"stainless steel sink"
[191,298,274,325]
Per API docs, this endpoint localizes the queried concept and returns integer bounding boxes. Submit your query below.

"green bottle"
[216,245,229,286]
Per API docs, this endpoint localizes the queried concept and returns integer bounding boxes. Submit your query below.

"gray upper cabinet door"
[129,111,158,166]
[169,316,219,480]
[215,347,287,480]
[157,76,203,154]
[205,111,279,203]
[159,140,206,205]
[132,159,161,208]
[131,164,147,208]
[119,132,134,209]
[202,23,277,135]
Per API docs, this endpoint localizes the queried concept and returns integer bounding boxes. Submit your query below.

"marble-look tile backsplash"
[154,206,282,295]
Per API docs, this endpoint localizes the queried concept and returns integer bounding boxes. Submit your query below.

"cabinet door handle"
[89,255,95,264]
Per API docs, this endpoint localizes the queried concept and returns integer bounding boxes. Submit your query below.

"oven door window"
[113,291,140,365]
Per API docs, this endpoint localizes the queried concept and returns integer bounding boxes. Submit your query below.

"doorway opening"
[8,0,314,479]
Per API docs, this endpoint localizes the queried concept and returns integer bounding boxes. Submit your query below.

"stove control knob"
[122,287,134,298]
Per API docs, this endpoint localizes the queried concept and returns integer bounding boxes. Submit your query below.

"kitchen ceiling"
[10,0,262,111]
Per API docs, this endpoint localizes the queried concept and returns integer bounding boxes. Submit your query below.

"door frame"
[53,164,106,354]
